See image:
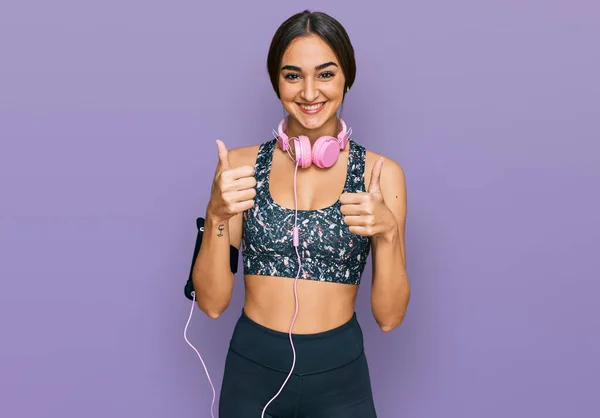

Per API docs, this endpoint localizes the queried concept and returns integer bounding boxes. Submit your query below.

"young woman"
[190,10,410,418]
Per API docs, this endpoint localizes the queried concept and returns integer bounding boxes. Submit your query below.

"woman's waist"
[243,275,358,333]
[228,307,365,375]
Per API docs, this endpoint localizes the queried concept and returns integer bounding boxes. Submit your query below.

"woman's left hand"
[340,158,398,238]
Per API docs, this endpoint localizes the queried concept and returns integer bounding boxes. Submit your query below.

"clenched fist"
[206,139,256,223]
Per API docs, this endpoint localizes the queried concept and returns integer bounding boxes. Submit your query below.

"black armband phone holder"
[184,217,239,301]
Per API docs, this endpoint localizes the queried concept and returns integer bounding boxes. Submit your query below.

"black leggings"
[219,310,377,418]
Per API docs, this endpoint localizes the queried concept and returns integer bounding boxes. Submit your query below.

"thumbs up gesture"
[340,157,395,237]
[206,140,257,224]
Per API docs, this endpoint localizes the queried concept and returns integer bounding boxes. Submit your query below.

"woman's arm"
[340,153,410,331]
[191,144,254,319]
[370,157,410,331]
[192,211,243,318]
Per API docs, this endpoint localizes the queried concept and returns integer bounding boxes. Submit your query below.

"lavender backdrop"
[1,1,598,417]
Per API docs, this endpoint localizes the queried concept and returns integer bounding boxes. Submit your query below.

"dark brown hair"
[267,10,356,99]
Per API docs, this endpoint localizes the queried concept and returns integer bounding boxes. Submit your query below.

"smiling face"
[278,34,346,138]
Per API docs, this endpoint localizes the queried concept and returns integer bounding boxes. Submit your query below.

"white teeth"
[300,102,324,110]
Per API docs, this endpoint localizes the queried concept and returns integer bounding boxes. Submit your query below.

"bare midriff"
[242,274,359,334]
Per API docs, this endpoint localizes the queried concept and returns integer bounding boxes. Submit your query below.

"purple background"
[1,1,598,417]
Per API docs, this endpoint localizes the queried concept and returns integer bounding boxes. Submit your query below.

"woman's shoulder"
[361,146,406,190]
[226,139,273,169]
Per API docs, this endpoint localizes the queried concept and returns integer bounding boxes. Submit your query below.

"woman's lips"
[297,101,326,114]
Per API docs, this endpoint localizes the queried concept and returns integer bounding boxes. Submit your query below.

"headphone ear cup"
[294,135,313,168]
[312,136,341,168]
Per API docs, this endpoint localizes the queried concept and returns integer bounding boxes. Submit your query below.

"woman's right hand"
[206,139,256,224]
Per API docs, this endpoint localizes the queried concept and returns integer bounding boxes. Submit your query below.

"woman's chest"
[243,204,368,261]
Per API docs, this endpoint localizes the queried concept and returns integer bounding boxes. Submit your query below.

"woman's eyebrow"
[281,62,339,72]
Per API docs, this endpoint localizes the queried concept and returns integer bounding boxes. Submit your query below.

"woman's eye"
[284,71,335,81]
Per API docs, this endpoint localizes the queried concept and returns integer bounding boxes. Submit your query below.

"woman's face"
[278,34,346,132]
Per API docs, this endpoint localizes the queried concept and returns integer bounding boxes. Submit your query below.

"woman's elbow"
[197,300,229,319]
[193,284,232,319]
[377,314,406,332]
[375,297,410,332]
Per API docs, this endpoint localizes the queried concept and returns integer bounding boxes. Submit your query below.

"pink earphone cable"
[184,291,216,418]
[186,136,310,418]
[261,159,302,418]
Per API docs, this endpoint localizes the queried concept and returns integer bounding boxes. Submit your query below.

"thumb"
[368,158,384,193]
[216,139,230,170]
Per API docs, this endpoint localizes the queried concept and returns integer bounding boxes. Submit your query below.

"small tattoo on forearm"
[217,224,225,237]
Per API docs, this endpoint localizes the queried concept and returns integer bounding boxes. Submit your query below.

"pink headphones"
[275,117,351,168]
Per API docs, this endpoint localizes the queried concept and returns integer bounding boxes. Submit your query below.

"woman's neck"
[285,115,340,144]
